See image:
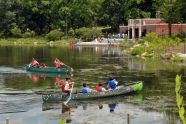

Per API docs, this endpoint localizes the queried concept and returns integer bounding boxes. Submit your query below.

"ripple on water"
[0,94,41,114]
[0,67,26,74]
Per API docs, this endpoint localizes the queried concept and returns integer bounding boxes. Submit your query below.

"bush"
[130,47,144,56]
[10,26,22,38]
[75,27,102,42]
[176,31,186,42]
[23,30,35,38]
[142,32,158,42]
[45,29,64,41]
[0,32,3,38]
[68,28,75,37]
[170,56,183,63]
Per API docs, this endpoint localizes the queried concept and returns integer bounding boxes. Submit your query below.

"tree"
[159,0,181,36]
[100,0,152,31]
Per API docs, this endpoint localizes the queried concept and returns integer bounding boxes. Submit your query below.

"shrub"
[130,47,144,56]
[171,56,183,63]
[45,29,64,41]
[142,32,158,42]
[23,30,35,38]
[75,27,102,42]
[10,26,22,38]
[68,28,75,37]
[176,31,186,42]
[0,32,3,38]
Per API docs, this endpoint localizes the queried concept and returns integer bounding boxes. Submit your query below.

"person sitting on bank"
[30,58,39,67]
[61,78,74,94]
[107,76,118,90]
[54,58,67,68]
[95,83,107,92]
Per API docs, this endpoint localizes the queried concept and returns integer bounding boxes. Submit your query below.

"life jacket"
[55,61,61,68]
[32,60,39,67]
[96,86,102,92]
[61,82,70,94]
[108,80,117,90]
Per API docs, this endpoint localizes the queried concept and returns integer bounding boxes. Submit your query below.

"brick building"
[119,18,186,39]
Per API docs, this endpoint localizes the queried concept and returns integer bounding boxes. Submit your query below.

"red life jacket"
[55,61,61,68]
[32,60,39,66]
[61,82,70,94]
[96,86,102,92]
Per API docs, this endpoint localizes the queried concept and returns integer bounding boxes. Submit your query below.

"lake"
[0,45,185,124]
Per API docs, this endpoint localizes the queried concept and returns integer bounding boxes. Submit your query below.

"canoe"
[42,81,143,103]
[26,65,73,73]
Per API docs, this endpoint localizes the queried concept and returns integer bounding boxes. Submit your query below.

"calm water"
[0,45,185,124]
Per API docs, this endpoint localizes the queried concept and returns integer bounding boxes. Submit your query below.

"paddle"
[63,83,74,105]
[60,62,74,72]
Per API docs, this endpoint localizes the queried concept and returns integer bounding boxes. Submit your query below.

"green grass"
[0,37,73,46]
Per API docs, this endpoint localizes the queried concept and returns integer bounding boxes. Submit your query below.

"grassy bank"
[121,33,185,58]
[0,37,73,46]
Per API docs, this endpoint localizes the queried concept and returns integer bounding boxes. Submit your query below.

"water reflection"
[59,104,72,123]
[74,46,122,56]
[1,72,71,90]
[41,94,181,124]
[42,94,143,111]
[108,103,117,112]
[0,45,185,123]
[27,72,71,84]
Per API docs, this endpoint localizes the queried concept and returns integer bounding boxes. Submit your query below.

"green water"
[0,45,185,124]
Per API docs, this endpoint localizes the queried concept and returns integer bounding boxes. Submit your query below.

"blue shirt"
[107,79,117,90]
[82,87,91,93]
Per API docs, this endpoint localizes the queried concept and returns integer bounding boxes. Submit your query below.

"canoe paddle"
[63,83,74,105]
[61,62,74,71]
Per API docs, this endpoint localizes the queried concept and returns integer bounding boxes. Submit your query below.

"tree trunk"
[168,22,172,36]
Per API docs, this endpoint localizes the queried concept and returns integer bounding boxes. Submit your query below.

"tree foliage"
[0,0,185,38]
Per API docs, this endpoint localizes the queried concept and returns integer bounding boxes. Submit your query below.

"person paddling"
[30,58,39,67]
[61,78,74,95]
[54,58,67,68]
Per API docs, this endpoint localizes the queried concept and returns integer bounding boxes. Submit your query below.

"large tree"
[158,0,181,36]
[99,0,152,31]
